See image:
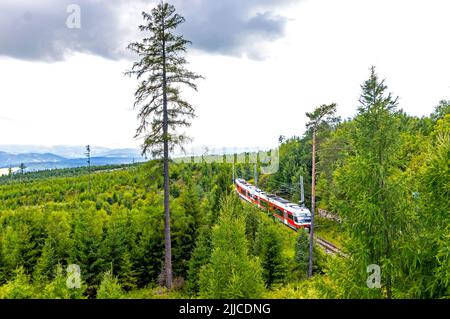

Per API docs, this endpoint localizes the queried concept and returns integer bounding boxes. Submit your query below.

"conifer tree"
[41,265,85,299]
[186,227,212,294]
[97,270,124,299]
[199,195,265,298]
[126,1,203,289]
[254,221,286,287]
[118,251,138,291]
[335,67,411,298]
[19,163,26,175]
[0,267,34,299]
[295,229,310,277]
[305,103,337,278]
[418,114,450,297]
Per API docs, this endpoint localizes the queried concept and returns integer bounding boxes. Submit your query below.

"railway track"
[315,236,347,257]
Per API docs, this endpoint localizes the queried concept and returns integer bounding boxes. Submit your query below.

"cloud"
[0,116,15,122]
[172,0,296,59]
[0,0,298,62]
[0,0,129,61]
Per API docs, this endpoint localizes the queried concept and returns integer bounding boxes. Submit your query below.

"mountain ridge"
[0,146,144,170]
[0,145,141,159]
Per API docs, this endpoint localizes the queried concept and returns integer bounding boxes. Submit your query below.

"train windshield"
[296,213,311,223]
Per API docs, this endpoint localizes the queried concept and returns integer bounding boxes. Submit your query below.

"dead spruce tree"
[126,1,203,289]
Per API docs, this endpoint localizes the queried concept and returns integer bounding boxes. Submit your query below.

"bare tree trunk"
[308,129,316,278]
[162,17,172,290]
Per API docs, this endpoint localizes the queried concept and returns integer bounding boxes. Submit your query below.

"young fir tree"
[186,226,212,294]
[179,181,201,239]
[253,221,286,287]
[41,264,85,299]
[97,270,124,299]
[0,267,34,299]
[199,195,265,298]
[70,209,108,290]
[295,229,310,278]
[118,251,138,292]
[126,1,203,289]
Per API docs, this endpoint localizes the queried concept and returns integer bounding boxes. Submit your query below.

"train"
[235,178,312,230]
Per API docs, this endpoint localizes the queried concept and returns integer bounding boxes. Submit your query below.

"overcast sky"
[0,0,449,152]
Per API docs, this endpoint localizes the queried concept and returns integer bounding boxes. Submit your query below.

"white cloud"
[0,54,138,148]
[0,0,449,152]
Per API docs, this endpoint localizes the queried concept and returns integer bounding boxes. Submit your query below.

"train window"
[287,213,293,220]
[275,209,283,216]
[260,200,268,208]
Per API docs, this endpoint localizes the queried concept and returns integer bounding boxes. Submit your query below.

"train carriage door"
[283,210,287,225]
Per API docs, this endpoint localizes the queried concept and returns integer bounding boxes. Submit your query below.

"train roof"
[235,178,311,216]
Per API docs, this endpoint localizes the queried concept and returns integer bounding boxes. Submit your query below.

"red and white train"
[235,178,311,230]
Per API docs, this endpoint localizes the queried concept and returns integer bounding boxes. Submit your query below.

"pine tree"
[334,67,411,298]
[85,145,91,192]
[179,181,201,237]
[97,270,124,299]
[295,229,310,278]
[0,267,34,299]
[33,242,56,281]
[305,103,337,278]
[419,114,450,297]
[186,226,212,294]
[70,209,108,290]
[19,163,26,174]
[245,208,261,251]
[118,251,138,292]
[41,264,85,299]
[199,195,265,298]
[254,221,286,287]
[126,1,203,289]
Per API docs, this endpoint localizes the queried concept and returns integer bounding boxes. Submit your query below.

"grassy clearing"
[314,217,346,249]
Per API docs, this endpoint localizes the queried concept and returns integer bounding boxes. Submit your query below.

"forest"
[0,159,326,298]
[0,78,448,298]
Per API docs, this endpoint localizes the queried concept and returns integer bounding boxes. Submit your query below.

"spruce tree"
[254,221,286,287]
[97,270,124,299]
[126,1,203,289]
[199,195,265,298]
[186,227,212,294]
[295,229,310,278]
[41,265,85,299]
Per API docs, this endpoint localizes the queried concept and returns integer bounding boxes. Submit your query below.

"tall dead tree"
[85,145,91,192]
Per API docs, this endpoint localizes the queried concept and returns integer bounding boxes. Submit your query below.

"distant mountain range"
[0,152,65,165]
[0,145,145,172]
[0,145,142,159]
